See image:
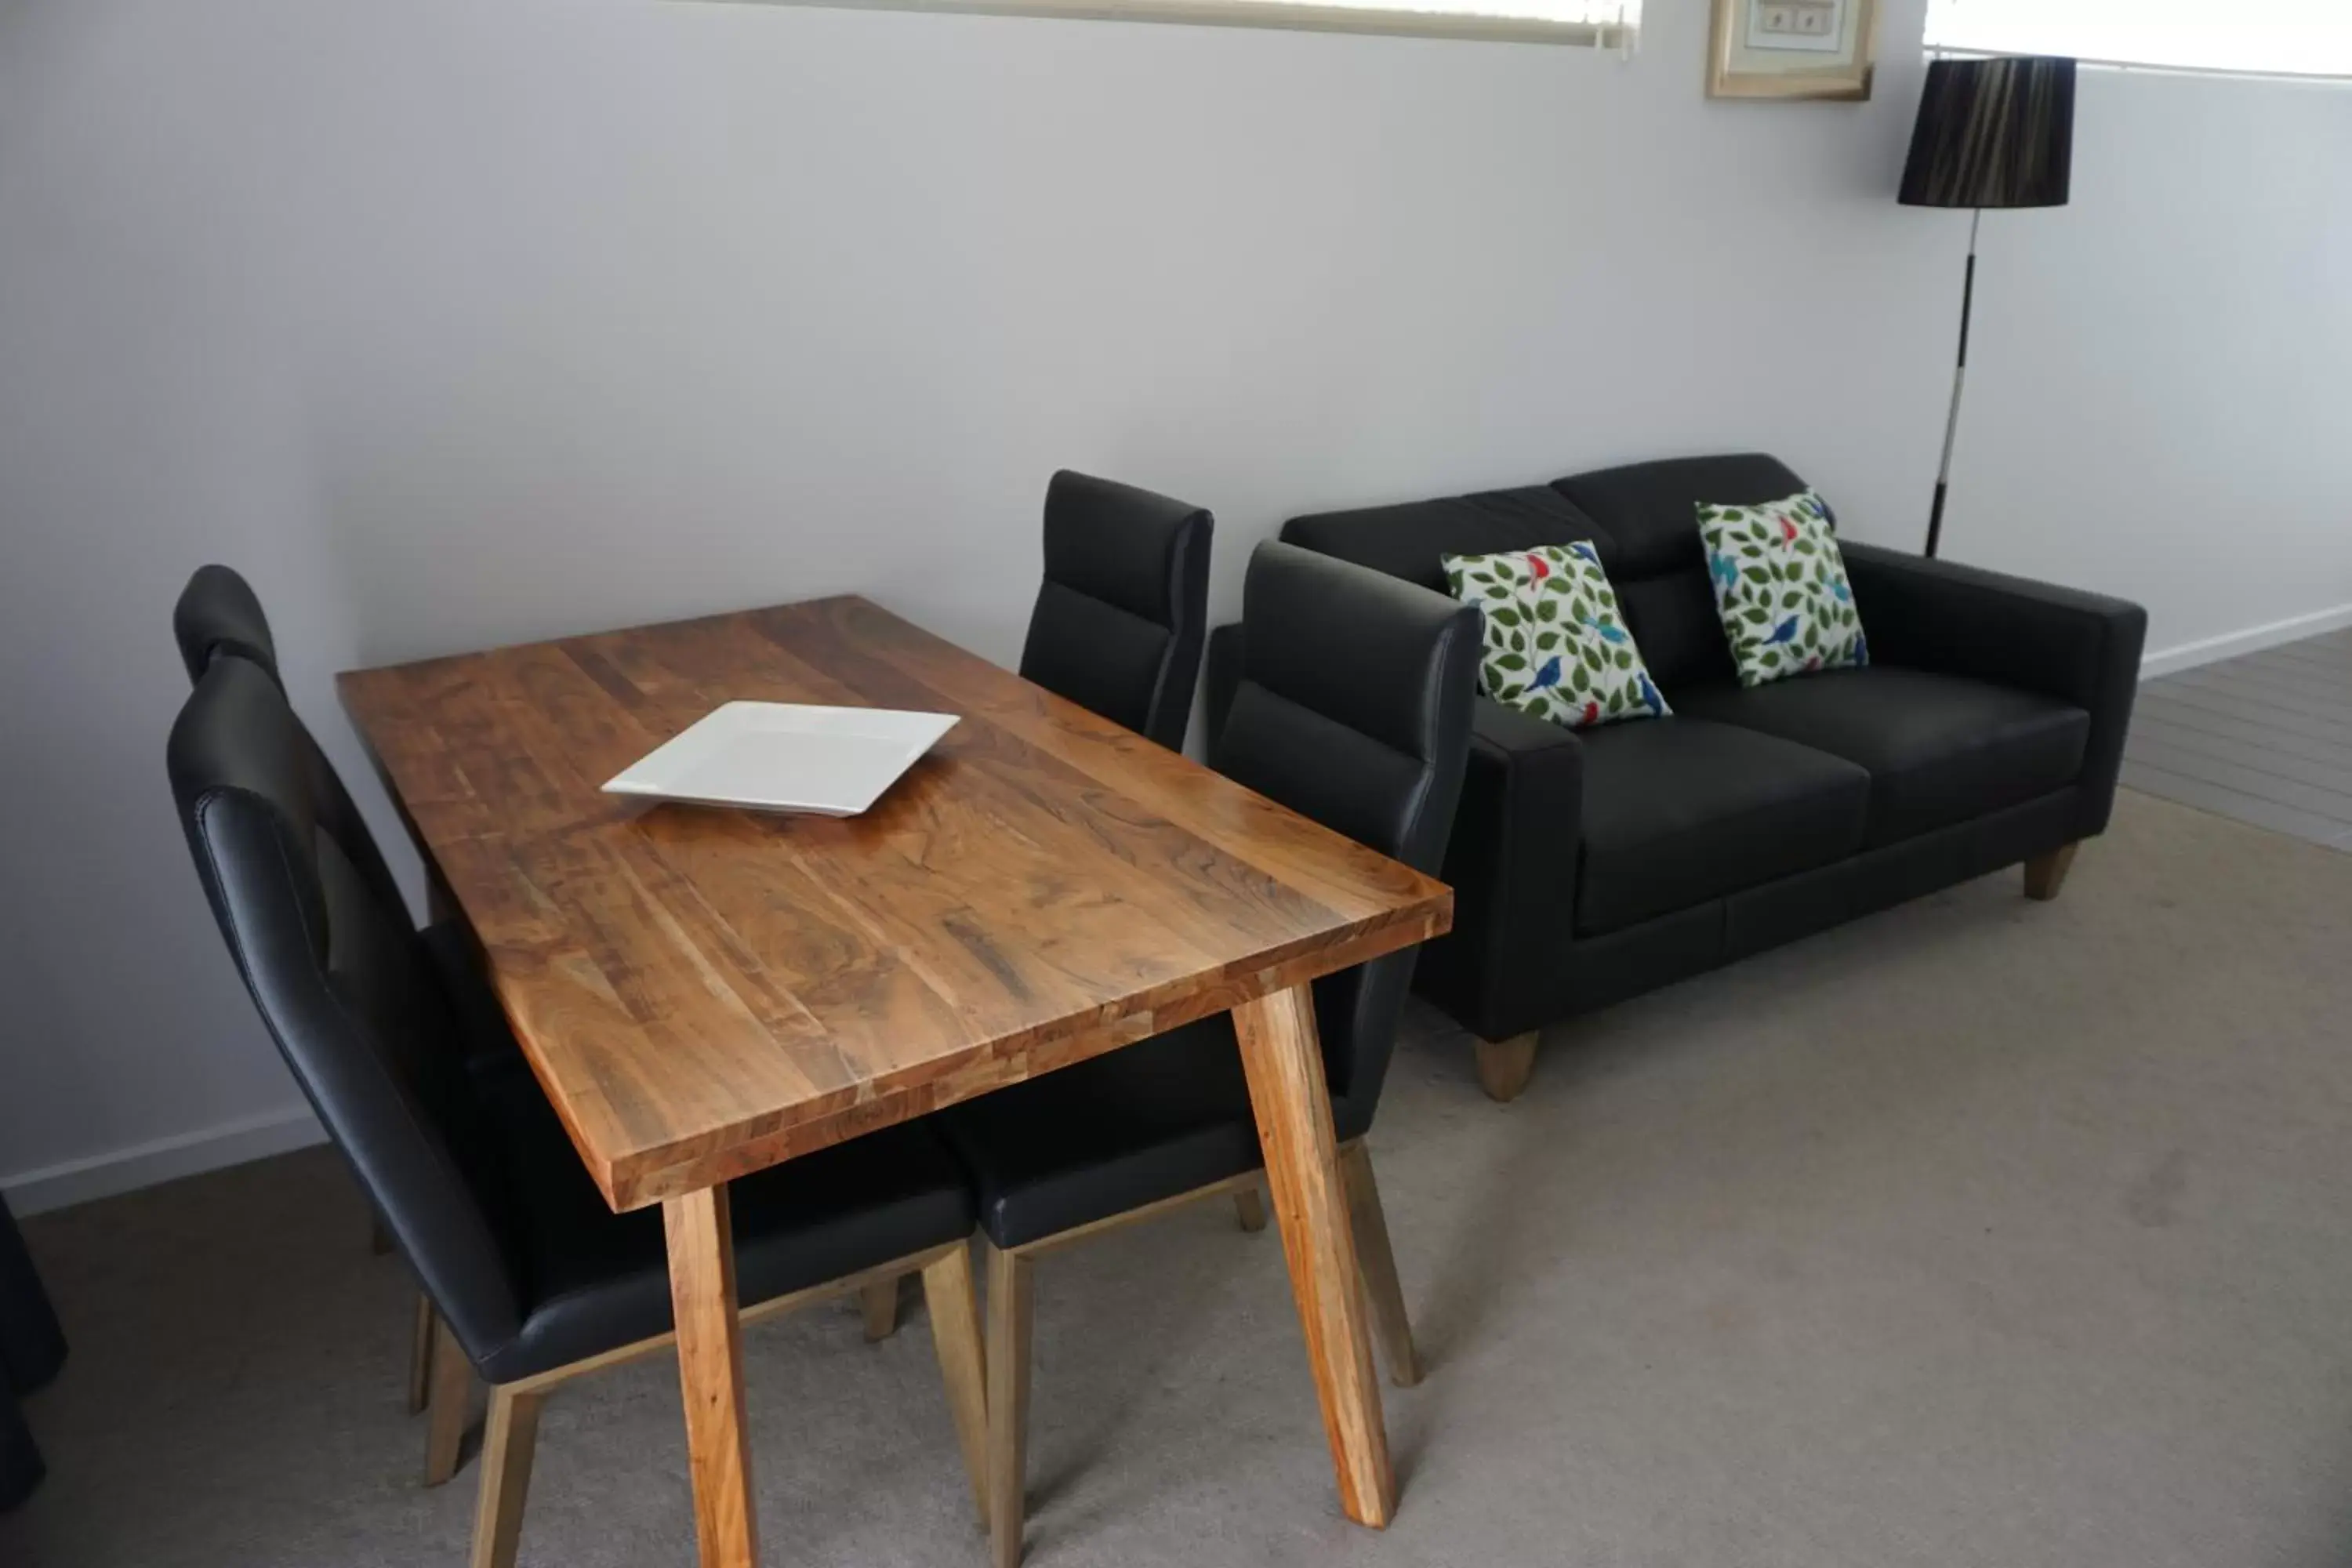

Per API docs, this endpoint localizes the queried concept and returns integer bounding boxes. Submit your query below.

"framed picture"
[1708,0,1879,100]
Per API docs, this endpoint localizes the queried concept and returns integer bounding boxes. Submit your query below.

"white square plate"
[602,702,959,818]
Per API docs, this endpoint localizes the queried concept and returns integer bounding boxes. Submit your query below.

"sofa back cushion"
[1283,486,1606,594]
[1284,454,1816,702]
[1551,454,1812,692]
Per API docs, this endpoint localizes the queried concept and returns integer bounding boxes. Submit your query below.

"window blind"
[1925,0,2352,78]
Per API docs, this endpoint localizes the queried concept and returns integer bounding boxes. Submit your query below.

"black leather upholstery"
[1839,543,2146,839]
[1282,453,2147,1046]
[1575,718,1868,936]
[1674,667,2090,848]
[943,543,1479,1248]
[172,563,281,689]
[1018,470,1213,750]
[168,656,974,1384]
[172,564,413,936]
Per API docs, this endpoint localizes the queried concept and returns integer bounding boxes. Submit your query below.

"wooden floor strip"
[2128,713,2352,796]
[2121,760,2351,848]
[2123,736,2352,824]
[2126,626,2352,850]
[2165,669,2352,729]
[2140,682,2352,748]
[2132,695,2352,770]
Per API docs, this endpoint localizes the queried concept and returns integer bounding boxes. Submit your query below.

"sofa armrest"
[1842,542,2148,837]
[1414,697,1585,1041]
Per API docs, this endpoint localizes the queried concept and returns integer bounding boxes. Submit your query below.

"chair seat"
[938,1017,1374,1251]
[477,1077,972,1384]
[1576,717,1870,936]
[1674,666,2090,848]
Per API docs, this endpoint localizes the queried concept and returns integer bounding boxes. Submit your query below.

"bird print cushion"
[1696,490,1868,688]
[1442,542,1671,730]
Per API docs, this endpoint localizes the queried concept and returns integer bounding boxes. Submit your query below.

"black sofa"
[1280,454,2147,1100]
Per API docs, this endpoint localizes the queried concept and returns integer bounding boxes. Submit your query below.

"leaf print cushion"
[1440,542,1671,731]
[1695,490,1868,688]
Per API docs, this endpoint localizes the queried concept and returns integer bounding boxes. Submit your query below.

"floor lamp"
[1900,55,2077,558]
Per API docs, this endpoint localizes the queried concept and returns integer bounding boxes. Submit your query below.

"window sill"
[698,0,1636,48]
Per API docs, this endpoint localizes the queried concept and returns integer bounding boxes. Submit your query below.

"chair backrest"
[171,564,412,922]
[167,655,525,1363]
[173,563,281,689]
[1018,470,1213,751]
[1208,542,1479,1115]
[1282,452,1814,696]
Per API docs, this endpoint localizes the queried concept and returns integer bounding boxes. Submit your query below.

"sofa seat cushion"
[1674,666,2091,848]
[1577,718,1870,936]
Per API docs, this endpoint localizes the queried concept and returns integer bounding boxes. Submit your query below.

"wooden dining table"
[339,593,1453,1566]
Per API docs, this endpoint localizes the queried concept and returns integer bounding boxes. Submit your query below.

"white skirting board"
[2141,601,2352,680]
[1,1105,326,1217]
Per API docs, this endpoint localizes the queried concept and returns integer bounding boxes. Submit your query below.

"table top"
[339,596,1452,1211]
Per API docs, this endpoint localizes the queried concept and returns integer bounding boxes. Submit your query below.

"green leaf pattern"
[1441,541,1671,730]
[1695,490,1868,690]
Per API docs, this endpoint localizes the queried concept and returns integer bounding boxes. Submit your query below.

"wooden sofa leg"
[1475,1032,1540,1103]
[2024,844,2079,902]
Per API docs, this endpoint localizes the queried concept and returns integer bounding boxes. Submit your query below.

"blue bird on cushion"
[1636,670,1668,717]
[1849,630,1869,663]
[1708,552,1740,593]
[1530,655,1563,691]
[1763,616,1801,647]
[1579,615,1630,646]
[1831,578,1853,603]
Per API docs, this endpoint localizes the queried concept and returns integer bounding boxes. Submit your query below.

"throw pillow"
[1696,490,1869,688]
[1442,542,1671,729]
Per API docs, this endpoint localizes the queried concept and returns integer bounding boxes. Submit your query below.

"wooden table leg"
[1231,984,1396,1528]
[664,1185,760,1568]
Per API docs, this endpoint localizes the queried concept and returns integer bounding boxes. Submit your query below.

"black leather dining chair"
[942,541,1480,1567]
[168,654,992,1568]
[174,562,497,1414]
[1017,470,1213,751]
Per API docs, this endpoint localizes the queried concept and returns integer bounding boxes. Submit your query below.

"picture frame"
[1708,0,1879,101]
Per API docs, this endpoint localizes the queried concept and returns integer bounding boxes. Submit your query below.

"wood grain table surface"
[339,594,1453,1564]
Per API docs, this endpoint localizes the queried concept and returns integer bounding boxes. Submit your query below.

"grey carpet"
[5,789,2350,1568]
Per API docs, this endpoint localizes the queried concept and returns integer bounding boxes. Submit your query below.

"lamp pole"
[1924,207,1980,560]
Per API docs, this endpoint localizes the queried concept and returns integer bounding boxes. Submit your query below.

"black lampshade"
[1900,56,2076,210]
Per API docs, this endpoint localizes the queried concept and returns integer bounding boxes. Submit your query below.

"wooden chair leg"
[1232,1187,1269,1232]
[468,1385,543,1568]
[861,1275,902,1342]
[1475,1031,1540,1103]
[920,1245,992,1532]
[423,1313,475,1486]
[407,1291,436,1415]
[984,1240,1033,1568]
[2024,843,2079,902]
[1338,1144,1421,1388]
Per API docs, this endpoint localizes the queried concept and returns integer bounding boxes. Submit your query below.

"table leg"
[1231,984,1396,1527]
[664,1185,761,1568]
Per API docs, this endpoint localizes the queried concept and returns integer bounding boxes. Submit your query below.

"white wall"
[0,0,2344,1207]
